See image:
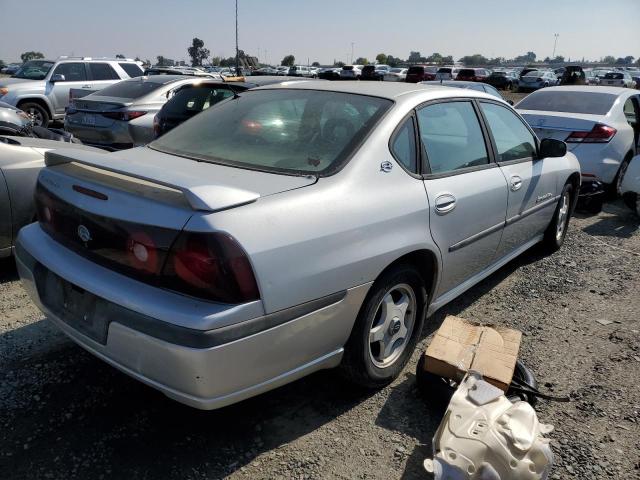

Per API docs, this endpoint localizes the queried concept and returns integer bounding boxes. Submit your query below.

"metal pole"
[351,42,354,64]
[552,33,559,59]
[235,0,240,74]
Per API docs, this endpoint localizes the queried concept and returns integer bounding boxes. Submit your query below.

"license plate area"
[35,265,109,344]
[80,113,97,125]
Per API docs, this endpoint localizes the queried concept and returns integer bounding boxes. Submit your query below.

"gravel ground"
[1,202,640,479]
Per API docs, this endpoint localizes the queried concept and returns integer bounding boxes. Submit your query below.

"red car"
[456,68,491,82]
[405,65,438,83]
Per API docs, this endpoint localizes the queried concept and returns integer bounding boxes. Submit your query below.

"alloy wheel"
[25,106,44,127]
[368,284,417,368]
[556,191,570,241]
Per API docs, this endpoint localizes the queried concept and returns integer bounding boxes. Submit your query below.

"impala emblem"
[77,224,92,243]
[380,161,393,173]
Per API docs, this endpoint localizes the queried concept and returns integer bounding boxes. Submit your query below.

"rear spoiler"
[44,149,260,212]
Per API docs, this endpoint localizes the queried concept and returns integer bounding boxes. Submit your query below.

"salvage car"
[405,66,438,83]
[620,155,640,215]
[600,71,636,89]
[383,68,408,82]
[360,65,390,81]
[517,86,640,191]
[0,101,32,135]
[65,75,207,150]
[518,71,558,91]
[0,57,144,127]
[486,71,519,91]
[16,82,580,409]
[0,135,103,258]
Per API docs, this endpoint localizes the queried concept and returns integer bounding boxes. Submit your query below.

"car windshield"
[150,89,392,176]
[12,60,55,80]
[437,68,452,73]
[517,91,618,115]
[524,71,542,77]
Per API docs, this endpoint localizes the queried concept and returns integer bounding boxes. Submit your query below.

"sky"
[1,0,638,65]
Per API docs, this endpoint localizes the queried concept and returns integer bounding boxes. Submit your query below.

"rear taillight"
[566,124,617,143]
[101,111,147,121]
[164,231,260,303]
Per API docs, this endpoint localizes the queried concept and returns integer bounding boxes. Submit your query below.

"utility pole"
[351,42,354,64]
[552,33,559,59]
[235,0,240,74]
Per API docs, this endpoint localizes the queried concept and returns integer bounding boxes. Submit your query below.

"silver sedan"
[64,75,208,150]
[16,82,580,409]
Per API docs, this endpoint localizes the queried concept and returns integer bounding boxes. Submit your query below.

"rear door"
[479,101,557,259]
[88,62,121,92]
[418,100,508,297]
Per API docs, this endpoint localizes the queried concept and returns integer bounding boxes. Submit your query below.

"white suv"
[0,57,144,126]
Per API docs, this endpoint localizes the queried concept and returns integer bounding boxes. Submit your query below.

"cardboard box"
[422,315,521,391]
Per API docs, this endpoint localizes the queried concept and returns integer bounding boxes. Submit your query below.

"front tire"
[341,264,427,388]
[541,183,573,253]
[18,102,50,127]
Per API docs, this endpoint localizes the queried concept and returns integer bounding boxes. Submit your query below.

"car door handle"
[510,175,523,191]
[434,193,456,214]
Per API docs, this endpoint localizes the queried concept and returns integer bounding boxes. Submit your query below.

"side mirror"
[50,74,65,83]
[539,138,567,158]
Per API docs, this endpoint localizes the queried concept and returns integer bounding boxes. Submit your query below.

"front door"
[417,100,508,298]
[478,101,557,259]
[49,62,91,114]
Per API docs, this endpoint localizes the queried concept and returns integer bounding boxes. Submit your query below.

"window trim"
[414,97,497,180]
[476,98,540,166]
[388,112,422,179]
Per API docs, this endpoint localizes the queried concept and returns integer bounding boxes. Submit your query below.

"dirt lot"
[1,197,639,479]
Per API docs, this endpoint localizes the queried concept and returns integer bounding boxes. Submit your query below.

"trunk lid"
[518,111,607,150]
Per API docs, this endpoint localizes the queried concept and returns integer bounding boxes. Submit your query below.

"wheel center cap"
[389,317,401,336]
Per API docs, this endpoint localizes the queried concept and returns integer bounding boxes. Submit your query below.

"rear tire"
[615,155,632,196]
[341,264,427,388]
[541,183,573,253]
[18,101,50,127]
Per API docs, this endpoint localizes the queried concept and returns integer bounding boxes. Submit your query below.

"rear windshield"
[604,72,624,79]
[92,78,167,99]
[343,66,354,71]
[458,69,475,76]
[150,89,392,176]
[362,65,376,72]
[163,86,236,116]
[408,67,424,74]
[437,68,452,73]
[517,91,618,115]
[119,62,144,78]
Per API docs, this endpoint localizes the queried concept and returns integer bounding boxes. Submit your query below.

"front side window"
[416,101,489,174]
[150,89,392,176]
[119,62,144,78]
[89,63,119,80]
[623,98,637,125]
[480,102,536,162]
[391,117,417,173]
[52,62,87,82]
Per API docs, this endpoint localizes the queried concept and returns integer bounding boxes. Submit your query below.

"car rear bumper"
[16,223,371,409]
[65,116,153,149]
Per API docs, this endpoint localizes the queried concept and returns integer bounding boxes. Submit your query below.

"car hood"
[0,77,46,89]
[43,146,318,212]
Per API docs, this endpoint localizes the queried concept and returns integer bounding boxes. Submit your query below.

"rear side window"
[458,69,474,76]
[408,67,424,75]
[92,78,166,99]
[516,91,617,115]
[417,101,489,174]
[391,117,418,173]
[89,63,119,80]
[119,62,144,78]
[52,62,87,81]
[480,102,536,162]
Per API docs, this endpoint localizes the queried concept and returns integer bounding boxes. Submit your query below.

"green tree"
[355,57,369,65]
[0,59,5,69]
[156,55,174,66]
[187,38,210,67]
[624,55,635,64]
[115,54,126,59]
[386,55,401,67]
[513,52,537,64]
[426,52,443,64]
[407,51,426,64]
[281,55,295,66]
[20,51,44,63]
[375,53,388,65]
[210,56,221,66]
[312,61,320,67]
[602,55,616,65]
[333,60,345,67]
[459,54,489,66]
[441,55,454,65]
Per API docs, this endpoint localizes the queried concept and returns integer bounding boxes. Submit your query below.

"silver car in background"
[17,82,579,409]
[383,68,408,82]
[65,75,207,150]
[518,70,558,91]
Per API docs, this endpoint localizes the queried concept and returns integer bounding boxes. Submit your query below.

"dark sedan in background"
[486,71,520,90]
